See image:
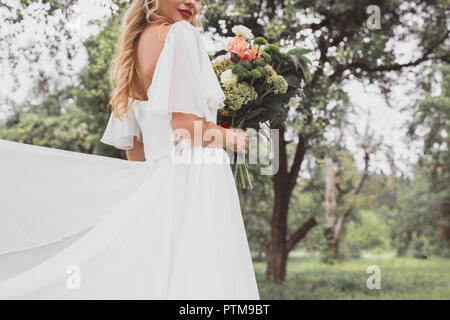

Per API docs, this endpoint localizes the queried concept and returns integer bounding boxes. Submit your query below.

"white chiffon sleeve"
[100,105,143,150]
[146,20,226,124]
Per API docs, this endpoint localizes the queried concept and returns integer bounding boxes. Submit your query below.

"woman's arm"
[126,136,146,161]
[171,112,248,154]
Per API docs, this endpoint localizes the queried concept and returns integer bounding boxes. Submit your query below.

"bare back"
[135,23,172,100]
[127,23,172,161]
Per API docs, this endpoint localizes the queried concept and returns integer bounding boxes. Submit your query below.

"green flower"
[254,60,266,67]
[265,44,280,54]
[212,59,233,79]
[272,75,288,94]
[254,37,268,46]
[260,51,272,62]
[264,64,276,76]
[263,44,284,63]
[223,82,258,111]
[264,66,288,95]
[232,64,251,80]
[250,68,263,79]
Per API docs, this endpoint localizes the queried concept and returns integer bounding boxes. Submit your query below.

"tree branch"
[285,217,318,253]
[288,133,307,187]
[337,30,450,75]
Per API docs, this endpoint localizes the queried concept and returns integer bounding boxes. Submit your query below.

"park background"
[0,0,448,299]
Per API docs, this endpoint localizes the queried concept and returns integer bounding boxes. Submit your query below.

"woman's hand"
[126,136,146,161]
[226,128,249,154]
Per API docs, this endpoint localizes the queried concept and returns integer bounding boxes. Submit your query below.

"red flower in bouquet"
[220,121,231,129]
[227,36,262,62]
[240,49,255,61]
[228,36,249,54]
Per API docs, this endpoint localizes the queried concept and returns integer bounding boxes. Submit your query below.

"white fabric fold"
[146,20,226,123]
[0,139,151,256]
[100,99,143,150]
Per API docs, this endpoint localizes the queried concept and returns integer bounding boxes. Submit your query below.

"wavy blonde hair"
[109,0,204,119]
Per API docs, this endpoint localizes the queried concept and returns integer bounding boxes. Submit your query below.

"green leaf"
[297,59,311,82]
[283,73,301,88]
[245,107,265,120]
[298,55,312,66]
[287,48,313,57]
[287,48,313,82]
[290,54,300,71]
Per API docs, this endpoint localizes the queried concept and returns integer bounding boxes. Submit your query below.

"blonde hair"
[109,0,204,119]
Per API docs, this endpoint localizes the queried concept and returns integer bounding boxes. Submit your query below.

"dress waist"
[146,138,232,165]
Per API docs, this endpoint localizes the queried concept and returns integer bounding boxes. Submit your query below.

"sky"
[0,0,429,177]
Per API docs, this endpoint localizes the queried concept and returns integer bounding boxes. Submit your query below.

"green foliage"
[254,255,450,299]
[1,103,97,153]
[287,185,323,252]
[411,234,431,259]
[344,210,391,253]
[392,167,450,258]
[386,65,450,259]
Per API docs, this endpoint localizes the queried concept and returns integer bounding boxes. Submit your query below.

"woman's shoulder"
[140,23,171,49]
[139,21,201,69]
[142,20,197,42]
[138,23,172,76]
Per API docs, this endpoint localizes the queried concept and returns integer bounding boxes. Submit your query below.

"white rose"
[288,96,301,108]
[231,25,254,40]
[223,36,235,51]
[213,54,226,63]
[220,69,238,87]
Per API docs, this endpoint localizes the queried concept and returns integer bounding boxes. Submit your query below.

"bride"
[0,0,260,299]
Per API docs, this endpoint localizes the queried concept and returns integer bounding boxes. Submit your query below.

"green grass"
[253,253,450,299]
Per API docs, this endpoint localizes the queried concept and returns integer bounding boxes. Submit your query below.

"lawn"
[253,253,450,299]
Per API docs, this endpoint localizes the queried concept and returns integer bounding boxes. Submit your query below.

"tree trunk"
[327,214,345,253]
[328,242,338,256]
[327,216,346,256]
[264,127,317,283]
[324,136,376,255]
[265,172,290,284]
[265,238,289,284]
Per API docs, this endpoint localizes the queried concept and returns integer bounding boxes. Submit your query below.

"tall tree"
[322,124,381,259]
[203,0,449,283]
[400,64,450,256]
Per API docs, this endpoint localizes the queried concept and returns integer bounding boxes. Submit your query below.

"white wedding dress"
[0,20,260,300]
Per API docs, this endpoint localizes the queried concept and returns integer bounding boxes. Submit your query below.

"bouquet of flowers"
[212,25,312,190]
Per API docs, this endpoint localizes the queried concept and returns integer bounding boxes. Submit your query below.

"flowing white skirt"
[0,139,260,299]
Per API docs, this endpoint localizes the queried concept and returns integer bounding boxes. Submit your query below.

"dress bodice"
[100,20,226,162]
